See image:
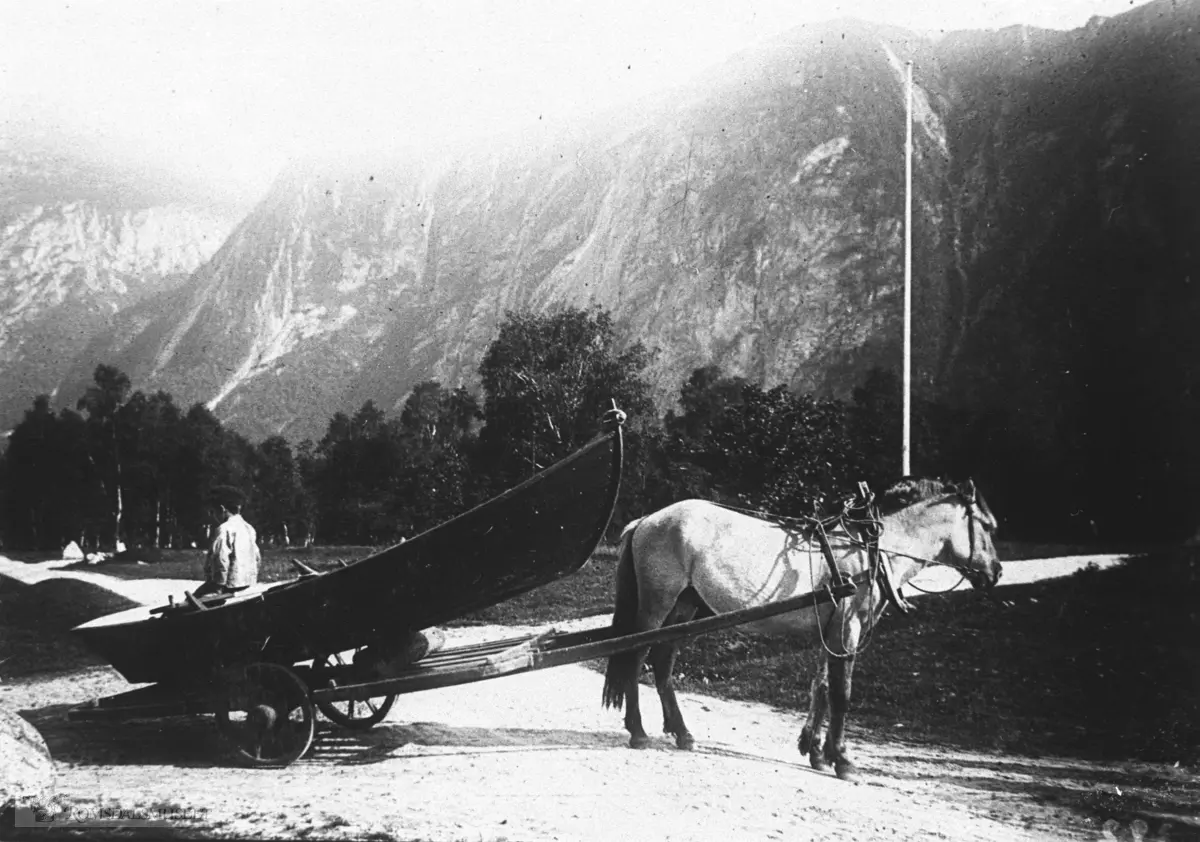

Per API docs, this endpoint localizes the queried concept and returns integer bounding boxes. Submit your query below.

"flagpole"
[902,59,913,477]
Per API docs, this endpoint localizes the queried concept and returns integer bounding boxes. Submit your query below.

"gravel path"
[0,553,1184,841]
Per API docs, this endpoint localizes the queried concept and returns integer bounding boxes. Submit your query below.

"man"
[194,485,261,599]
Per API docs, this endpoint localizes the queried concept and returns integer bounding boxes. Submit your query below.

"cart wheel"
[215,662,315,767]
[312,650,397,730]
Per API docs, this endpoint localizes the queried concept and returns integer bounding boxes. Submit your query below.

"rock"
[61,541,84,561]
[0,705,53,812]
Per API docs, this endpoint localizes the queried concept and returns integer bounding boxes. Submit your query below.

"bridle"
[714,480,994,608]
[900,483,995,596]
[956,480,996,579]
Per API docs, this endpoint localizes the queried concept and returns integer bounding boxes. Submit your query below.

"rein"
[715,487,988,604]
[714,491,908,619]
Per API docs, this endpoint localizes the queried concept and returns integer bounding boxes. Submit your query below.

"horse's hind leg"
[647,642,693,750]
[622,644,654,749]
[610,524,692,750]
[622,586,690,749]
[649,593,701,750]
[798,657,830,770]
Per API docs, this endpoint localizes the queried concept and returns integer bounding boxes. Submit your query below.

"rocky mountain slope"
[0,138,240,430]
[60,19,959,441]
[10,0,1199,482]
[932,0,1200,530]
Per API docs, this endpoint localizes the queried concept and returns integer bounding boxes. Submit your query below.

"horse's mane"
[875,477,958,515]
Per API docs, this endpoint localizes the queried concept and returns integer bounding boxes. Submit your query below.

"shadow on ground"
[19,701,631,769]
[882,752,1200,841]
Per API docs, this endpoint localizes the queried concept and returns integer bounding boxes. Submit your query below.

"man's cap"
[210,485,246,510]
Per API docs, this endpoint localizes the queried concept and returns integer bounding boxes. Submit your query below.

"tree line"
[0,304,1152,553]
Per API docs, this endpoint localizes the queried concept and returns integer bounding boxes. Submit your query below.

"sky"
[0,0,1157,204]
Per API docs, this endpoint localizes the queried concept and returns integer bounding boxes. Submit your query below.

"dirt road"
[5,556,1195,841]
[4,618,1156,842]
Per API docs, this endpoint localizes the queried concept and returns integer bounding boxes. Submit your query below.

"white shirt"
[206,513,261,589]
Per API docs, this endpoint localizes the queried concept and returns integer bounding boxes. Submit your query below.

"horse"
[601,477,1001,781]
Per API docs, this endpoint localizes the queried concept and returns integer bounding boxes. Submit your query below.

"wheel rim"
[313,650,397,730]
[215,662,315,766]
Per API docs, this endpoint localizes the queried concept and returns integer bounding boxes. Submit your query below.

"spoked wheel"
[215,662,315,767]
[312,649,397,730]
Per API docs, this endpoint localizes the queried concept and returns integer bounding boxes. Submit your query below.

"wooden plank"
[66,684,205,721]
[529,573,869,671]
[481,630,557,675]
[67,699,196,721]
[314,573,870,704]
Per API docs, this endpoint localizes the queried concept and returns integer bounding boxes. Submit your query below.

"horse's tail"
[602,518,643,711]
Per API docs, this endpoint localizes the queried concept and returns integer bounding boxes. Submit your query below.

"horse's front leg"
[823,652,859,781]
[797,657,829,770]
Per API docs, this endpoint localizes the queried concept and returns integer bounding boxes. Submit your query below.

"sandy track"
[2,556,1189,841]
[4,621,1132,842]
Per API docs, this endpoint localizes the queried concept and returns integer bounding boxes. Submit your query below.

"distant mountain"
[0,136,241,430]
[9,0,1200,534]
[58,18,961,441]
[930,0,1200,530]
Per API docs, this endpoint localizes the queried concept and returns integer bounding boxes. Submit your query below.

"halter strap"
[808,484,913,614]
[711,489,919,615]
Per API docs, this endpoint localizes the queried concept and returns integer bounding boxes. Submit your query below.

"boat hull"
[73,427,623,685]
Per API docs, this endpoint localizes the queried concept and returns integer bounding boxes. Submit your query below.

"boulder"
[0,705,53,812]
[61,541,84,561]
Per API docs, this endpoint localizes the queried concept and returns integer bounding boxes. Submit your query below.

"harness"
[717,481,989,633]
[806,481,912,615]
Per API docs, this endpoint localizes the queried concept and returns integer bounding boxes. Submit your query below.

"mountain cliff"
[0,139,239,429]
[63,19,960,441]
[932,0,1200,532]
[12,0,1200,533]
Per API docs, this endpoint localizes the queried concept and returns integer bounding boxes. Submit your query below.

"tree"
[400,382,480,449]
[119,390,183,548]
[76,365,132,550]
[254,436,305,546]
[671,365,748,444]
[313,401,405,544]
[477,307,656,484]
[170,403,254,547]
[293,440,320,547]
[1,396,91,549]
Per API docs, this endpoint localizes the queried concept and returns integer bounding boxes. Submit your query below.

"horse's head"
[878,476,1002,589]
[943,479,1002,590]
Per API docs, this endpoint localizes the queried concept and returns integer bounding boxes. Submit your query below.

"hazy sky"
[0,0,1155,203]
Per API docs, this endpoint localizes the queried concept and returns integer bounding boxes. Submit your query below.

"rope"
[715,499,972,581]
[715,497,983,655]
[803,520,883,660]
[904,570,966,595]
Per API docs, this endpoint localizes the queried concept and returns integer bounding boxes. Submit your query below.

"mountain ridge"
[6,1,1197,467]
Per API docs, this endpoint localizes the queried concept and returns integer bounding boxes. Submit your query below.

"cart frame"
[67,571,868,765]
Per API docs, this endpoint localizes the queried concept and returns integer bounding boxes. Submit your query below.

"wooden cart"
[67,574,867,766]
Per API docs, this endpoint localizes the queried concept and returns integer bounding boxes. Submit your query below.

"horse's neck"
[877,506,951,584]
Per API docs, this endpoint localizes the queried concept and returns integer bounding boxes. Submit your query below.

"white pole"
[902,60,913,477]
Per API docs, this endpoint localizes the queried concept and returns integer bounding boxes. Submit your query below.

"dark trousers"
[193,581,249,599]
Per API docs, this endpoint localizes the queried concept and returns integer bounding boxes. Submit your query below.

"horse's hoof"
[676,734,695,751]
[797,730,812,754]
[629,734,651,749]
[809,753,827,771]
[834,760,858,782]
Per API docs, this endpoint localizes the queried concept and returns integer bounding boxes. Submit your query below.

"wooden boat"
[73,418,624,686]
